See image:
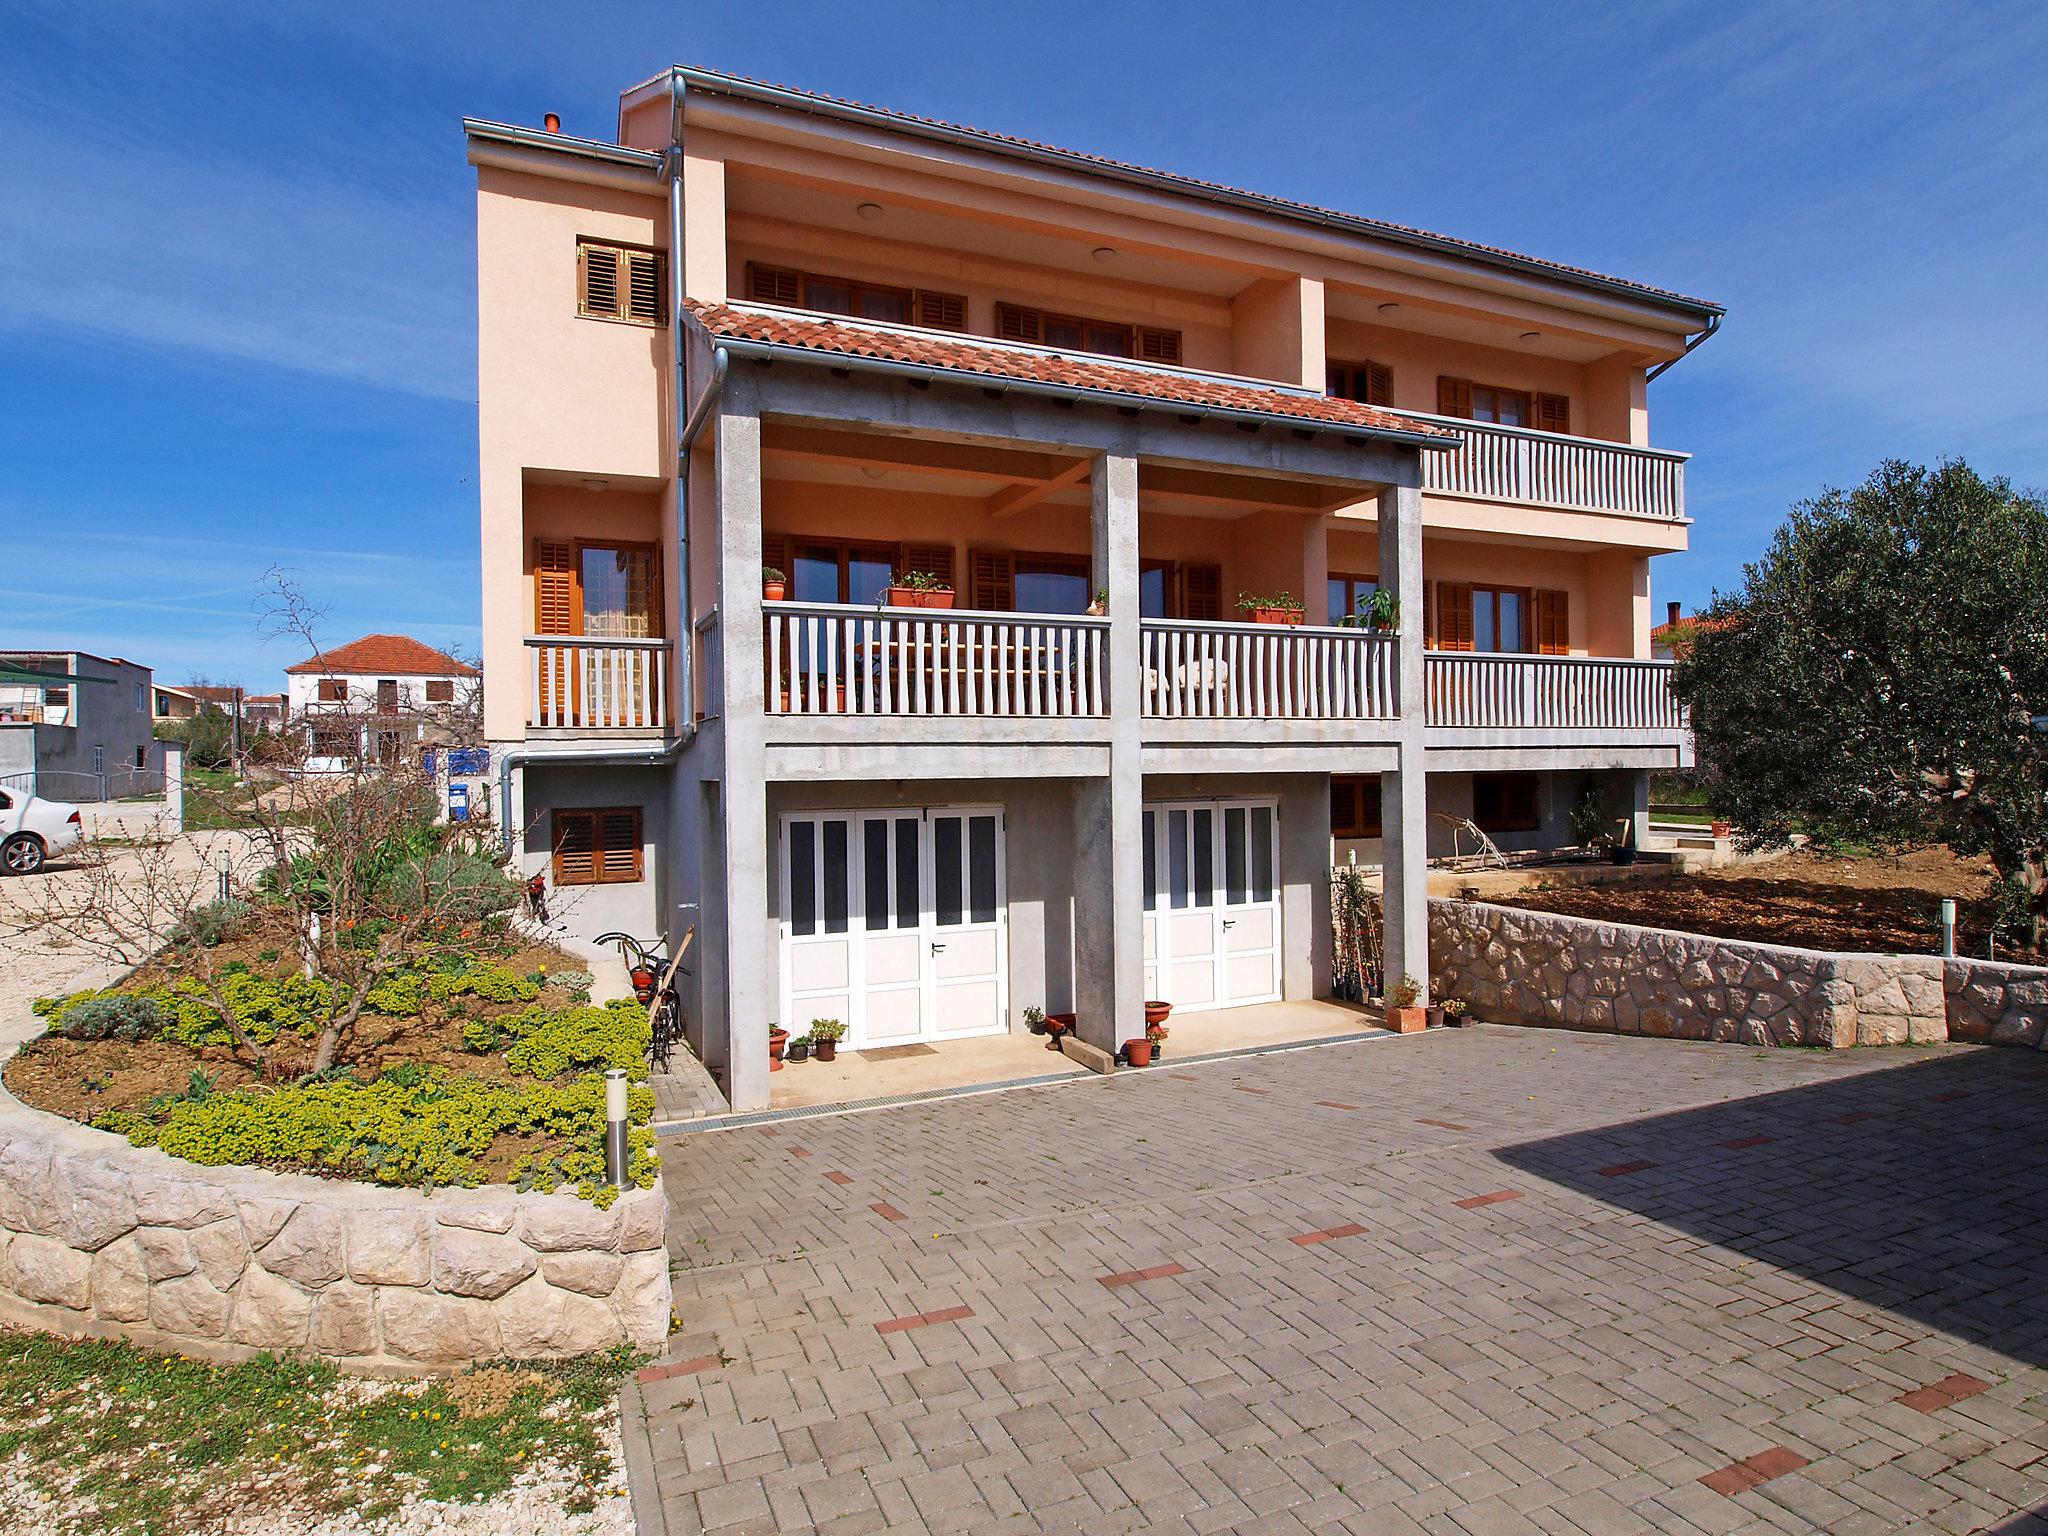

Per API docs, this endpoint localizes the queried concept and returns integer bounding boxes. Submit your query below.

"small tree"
[1674,460,2048,946]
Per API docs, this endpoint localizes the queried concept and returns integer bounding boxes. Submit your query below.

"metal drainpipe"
[1646,312,1721,382]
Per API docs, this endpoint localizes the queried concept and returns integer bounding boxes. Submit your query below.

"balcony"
[1417,415,1687,522]
[1140,619,1397,720]
[1426,653,1684,738]
[526,636,673,733]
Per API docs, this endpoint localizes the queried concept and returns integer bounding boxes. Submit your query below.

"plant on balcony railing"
[1235,591,1306,627]
[762,566,786,601]
[881,569,955,610]
[1334,590,1400,632]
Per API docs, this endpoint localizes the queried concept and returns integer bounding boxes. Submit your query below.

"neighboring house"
[1649,601,1737,661]
[466,66,1719,1109]
[0,651,158,799]
[243,693,287,731]
[153,684,201,721]
[285,635,481,773]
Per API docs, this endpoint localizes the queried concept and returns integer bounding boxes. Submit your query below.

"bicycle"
[596,927,694,1073]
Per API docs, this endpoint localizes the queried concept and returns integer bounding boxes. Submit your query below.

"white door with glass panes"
[1142,800,1282,1012]
[779,807,1007,1048]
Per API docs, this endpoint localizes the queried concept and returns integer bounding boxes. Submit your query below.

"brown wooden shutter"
[1365,361,1393,406]
[994,303,1043,343]
[969,549,1014,612]
[1135,326,1182,365]
[897,543,955,590]
[1423,582,1438,649]
[1533,589,1570,654]
[552,811,598,885]
[1533,392,1570,434]
[1181,562,1223,621]
[913,290,968,331]
[597,808,644,882]
[535,540,575,634]
[747,264,802,305]
[580,246,620,319]
[1437,376,1474,418]
[1438,583,1475,651]
[759,532,790,582]
[625,251,666,322]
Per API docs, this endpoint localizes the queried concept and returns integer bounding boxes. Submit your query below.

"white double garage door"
[780,798,1280,1049]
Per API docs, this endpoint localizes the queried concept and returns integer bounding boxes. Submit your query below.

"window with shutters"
[746,262,968,331]
[317,679,347,703]
[1330,775,1383,839]
[578,241,666,325]
[425,679,455,704]
[533,540,662,637]
[1326,359,1392,407]
[1532,589,1571,655]
[995,302,1182,365]
[552,807,644,886]
[1471,773,1540,833]
[785,539,916,605]
[1436,377,1570,434]
[966,549,1097,614]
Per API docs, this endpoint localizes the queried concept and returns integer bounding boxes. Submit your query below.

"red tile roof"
[658,66,1723,318]
[286,635,479,677]
[688,301,1457,441]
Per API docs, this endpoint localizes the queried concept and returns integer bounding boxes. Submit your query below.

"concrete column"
[1300,513,1331,625]
[714,405,774,1111]
[160,742,184,836]
[1075,451,1144,1055]
[1625,768,1652,852]
[1377,481,1429,1004]
[1279,775,1331,1000]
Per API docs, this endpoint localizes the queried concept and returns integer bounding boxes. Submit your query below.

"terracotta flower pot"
[1386,1006,1428,1034]
[1248,607,1304,626]
[886,586,955,610]
[1710,819,1732,838]
[1044,1012,1075,1035]
[815,1038,837,1062]
[769,1026,789,1071]
[1124,1037,1154,1068]
[763,580,787,602]
[1425,1006,1446,1029]
[1144,1000,1173,1028]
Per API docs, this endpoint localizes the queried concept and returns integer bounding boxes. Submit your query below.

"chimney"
[543,112,561,133]
[1667,601,1681,627]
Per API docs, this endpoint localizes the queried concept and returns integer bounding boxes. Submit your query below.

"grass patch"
[0,1327,638,1535]
[180,767,264,832]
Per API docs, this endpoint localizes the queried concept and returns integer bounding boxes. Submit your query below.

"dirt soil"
[1495,845,2033,959]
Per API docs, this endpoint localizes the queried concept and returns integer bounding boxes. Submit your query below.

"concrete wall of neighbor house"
[759,777,1081,1034]
[519,762,671,945]
[0,725,33,785]
[26,656,157,788]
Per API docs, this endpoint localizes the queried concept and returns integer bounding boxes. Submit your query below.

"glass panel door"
[926,809,1005,1039]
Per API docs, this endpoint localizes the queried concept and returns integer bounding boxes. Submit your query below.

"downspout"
[1646,311,1721,382]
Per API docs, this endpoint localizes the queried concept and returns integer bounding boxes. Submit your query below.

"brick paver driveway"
[625,1027,2048,1534]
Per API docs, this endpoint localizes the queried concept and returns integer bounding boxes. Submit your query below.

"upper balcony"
[1415,413,1687,524]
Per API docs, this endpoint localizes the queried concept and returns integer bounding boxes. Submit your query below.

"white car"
[0,787,83,875]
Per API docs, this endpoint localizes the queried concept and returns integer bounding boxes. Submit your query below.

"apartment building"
[466,67,1717,1110]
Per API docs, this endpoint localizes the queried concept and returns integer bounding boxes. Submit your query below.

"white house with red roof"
[285,635,479,773]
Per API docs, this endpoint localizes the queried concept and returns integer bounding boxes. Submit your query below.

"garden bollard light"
[218,850,231,904]
[604,1068,630,1188]
[1939,898,1956,958]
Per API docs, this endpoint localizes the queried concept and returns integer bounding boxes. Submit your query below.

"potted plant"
[762,565,787,602]
[1145,1022,1166,1060]
[769,1025,790,1071]
[1144,1000,1172,1031]
[1085,589,1108,617]
[1710,817,1733,839]
[1569,788,1615,863]
[883,569,955,610]
[1236,591,1306,626]
[1385,977,1427,1034]
[1426,1001,1446,1029]
[785,1033,811,1062]
[1441,998,1468,1027]
[810,1017,846,1062]
[1335,589,1400,632]
[1023,1006,1047,1035]
[1123,1032,1155,1068]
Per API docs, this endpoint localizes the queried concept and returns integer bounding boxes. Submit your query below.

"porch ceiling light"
[581,477,609,491]
[856,201,885,221]
[1520,330,1541,341]
[1091,246,1116,263]
[860,465,887,480]
[1377,302,1399,313]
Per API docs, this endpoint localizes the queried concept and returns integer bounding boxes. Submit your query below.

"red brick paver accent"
[1234,1085,1270,1096]
[1453,1190,1522,1210]
[1931,1090,1972,1103]
[1098,1262,1188,1288]
[1289,1223,1367,1247]
[874,1304,973,1335]
[823,1170,855,1185]
[635,1353,724,1385]
[870,1202,907,1222]
[1316,1100,1358,1110]
[1722,1134,1774,1149]
[1598,1159,1656,1177]
[1831,1110,1876,1125]
[1898,1372,1993,1413]
[788,1145,812,1158]
[1417,1117,1469,1131]
[1699,1446,1810,1496]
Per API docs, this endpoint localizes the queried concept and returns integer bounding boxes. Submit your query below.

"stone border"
[0,977,670,1373]
[1430,899,2048,1050]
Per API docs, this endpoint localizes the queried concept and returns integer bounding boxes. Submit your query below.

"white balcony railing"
[1416,414,1688,522]
[1427,653,1683,732]
[1141,619,1398,720]
[765,601,1109,717]
[526,636,672,731]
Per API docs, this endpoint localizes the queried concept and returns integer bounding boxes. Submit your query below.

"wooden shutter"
[552,811,598,885]
[759,533,790,582]
[1438,583,1475,651]
[579,245,619,318]
[625,251,665,322]
[747,264,802,305]
[1135,326,1182,365]
[1329,360,1393,406]
[1437,376,1474,419]
[535,540,575,634]
[1181,562,1223,621]
[579,244,664,324]
[897,543,955,589]
[914,290,968,331]
[597,808,644,882]
[1533,392,1570,434]
[995,303,1043,343]
[1533,589,1570,655]
[969,549,1014,612]
[1365,361,1393,406]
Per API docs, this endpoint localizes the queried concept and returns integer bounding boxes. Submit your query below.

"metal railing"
[525,636,672,730]
[1415,413,1688,521]
[764,601,1109,717]
[1426,653,1684,731]
[1140,619,1398,719]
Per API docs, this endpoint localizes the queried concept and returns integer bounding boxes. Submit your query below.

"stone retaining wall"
[1430,900,2048,1050]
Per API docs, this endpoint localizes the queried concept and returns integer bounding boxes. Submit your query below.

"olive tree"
[1674,460,2048,945]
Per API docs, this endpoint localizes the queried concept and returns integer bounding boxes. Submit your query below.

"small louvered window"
[553,807,644,886]
[579,241,667,325]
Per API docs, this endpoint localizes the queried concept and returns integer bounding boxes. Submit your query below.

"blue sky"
[4,0,2043,686]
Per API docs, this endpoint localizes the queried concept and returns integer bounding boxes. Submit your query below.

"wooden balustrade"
[526,637,672,730]
[1417,413,1688,521]
[1140,619,1398,719]
[1426,653,1684,731]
